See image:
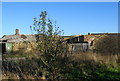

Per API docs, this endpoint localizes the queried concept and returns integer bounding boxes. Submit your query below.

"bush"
[94,35,119,54]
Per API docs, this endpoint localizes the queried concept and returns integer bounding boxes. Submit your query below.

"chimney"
[88,33,90,35]
[15,29,19,35]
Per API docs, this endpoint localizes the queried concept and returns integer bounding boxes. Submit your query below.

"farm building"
[0,29,36,54]
[63,33,119,52]
[0,29,119,54]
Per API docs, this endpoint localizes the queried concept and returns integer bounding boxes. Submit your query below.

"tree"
[30,11,68,79]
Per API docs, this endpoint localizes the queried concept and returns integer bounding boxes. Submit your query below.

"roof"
[0,34,36,43]
[89,33,118,35]
[63,35,83,40]
[0,33,119,43]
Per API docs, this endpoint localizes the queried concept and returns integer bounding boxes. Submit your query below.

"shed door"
[6,43,12,53]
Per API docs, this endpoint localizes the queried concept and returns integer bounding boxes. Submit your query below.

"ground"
[2,52,120,80]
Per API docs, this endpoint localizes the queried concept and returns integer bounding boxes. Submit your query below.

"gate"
[68,43,90,52]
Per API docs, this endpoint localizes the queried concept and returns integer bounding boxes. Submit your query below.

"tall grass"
[70,52,120,67]
[2,52,120,80]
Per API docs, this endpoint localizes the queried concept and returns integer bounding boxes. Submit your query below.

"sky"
[1,2,118,37]
[0,2,2,38]
[1,0,119,2]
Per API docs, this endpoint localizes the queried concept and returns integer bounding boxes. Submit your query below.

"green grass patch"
[3,54,28,58]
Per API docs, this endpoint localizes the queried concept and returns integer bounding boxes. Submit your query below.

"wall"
[12,42,37,54]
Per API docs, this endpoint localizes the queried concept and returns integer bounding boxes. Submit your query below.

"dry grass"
[69,52,120,67]
[2,72,42,79]
[2,52,120,80]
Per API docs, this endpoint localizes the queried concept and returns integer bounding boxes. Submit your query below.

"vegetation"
[2,53,120,80]
[94,35,119,54]
[30,11,69,79]
[2,11,120,80]
[3,54,27,58]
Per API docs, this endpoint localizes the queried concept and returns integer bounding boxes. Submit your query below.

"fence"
[68,43,90,52]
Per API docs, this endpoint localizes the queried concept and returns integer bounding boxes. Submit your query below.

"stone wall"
[12,42,37,54]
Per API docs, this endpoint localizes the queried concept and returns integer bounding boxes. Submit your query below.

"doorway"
[2,43,6,54]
